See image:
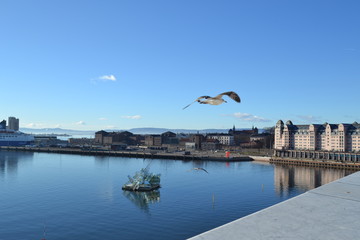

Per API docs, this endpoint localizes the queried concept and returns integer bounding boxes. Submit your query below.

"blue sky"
[1,0,359,131]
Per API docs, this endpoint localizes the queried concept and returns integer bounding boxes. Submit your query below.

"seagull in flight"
[188,167,209,173]
[183,91,241,110]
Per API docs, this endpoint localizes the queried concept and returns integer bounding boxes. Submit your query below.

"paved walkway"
[189,171,360,240]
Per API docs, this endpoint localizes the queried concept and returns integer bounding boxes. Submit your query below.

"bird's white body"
[183,91,240,110]
[200,98,225,105]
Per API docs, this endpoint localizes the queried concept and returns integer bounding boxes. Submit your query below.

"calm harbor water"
[0,150,355,240]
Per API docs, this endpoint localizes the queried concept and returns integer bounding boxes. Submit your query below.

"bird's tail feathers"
[182,100,196,110]
[182,104,191,110]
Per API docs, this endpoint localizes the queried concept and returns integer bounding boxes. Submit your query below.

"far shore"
[0,146,270,162]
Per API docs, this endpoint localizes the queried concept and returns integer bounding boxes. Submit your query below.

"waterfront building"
[95,130,108,144]
[95,130,139,145]
[161,131,178,144]
[178,136,192,149]
[185,142,196,151]
[94,127,265,151]
[144,135,162,146]
[191,134,205,150]
[7,117,19,131]
[275,120,360,152]
[201,139,220,151]
[249,133,272,148]
[68,137,95,146]
[178,134,205,151]
[229,125,258,145]
[207,133,234,146]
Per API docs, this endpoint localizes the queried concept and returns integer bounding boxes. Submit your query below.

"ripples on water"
[0,151,355,240]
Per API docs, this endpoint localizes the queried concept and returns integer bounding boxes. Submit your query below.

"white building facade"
[275,120,360,152]
[207,134,234,146]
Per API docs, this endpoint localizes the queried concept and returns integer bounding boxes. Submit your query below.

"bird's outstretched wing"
[217,91,241,103]
[182,96,211,110]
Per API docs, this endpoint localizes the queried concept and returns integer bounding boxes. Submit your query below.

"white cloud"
[228,112,271,122]
[75,121,86,125]
[99,117,107,121]
[99,74,116,81]
[121,115,142,120]
[26,123,42,128]
[91,75,117,84]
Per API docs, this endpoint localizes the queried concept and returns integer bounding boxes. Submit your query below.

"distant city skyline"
[1,1,359,131]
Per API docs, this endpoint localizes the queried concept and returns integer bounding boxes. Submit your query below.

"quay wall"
[0,146,253,162]
[248,156,270,162]
[272,149,360,170]
[270,157,360,170]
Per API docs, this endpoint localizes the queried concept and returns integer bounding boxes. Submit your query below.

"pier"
[272,149,360,170]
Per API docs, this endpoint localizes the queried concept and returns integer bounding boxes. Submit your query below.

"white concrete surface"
[249,156,271,162]
[189,171,360,240]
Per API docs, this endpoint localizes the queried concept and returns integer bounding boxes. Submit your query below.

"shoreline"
[0,146,254,162]
[3,146,360,170]
[270,157,360,170]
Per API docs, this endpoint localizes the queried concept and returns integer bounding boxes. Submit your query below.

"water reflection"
[274,164,355,196]
[122,190,160,214]
[0,151,33,179]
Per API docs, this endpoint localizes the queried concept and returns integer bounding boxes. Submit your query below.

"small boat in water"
[122,167,161,192]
